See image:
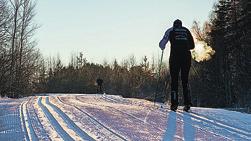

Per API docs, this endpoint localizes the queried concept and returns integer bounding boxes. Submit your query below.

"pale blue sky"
[35,0,217,64]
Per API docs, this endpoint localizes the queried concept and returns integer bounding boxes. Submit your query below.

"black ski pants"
[169,52,192,106]
[97,85,103,93]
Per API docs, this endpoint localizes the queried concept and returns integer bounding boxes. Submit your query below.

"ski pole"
[161,74,169,102]
[154,49,164,105]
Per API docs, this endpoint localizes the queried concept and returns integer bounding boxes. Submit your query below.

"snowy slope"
[0,94,251,141]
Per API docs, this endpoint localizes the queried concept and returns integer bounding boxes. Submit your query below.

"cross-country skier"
[159,19,195,112]
[96,78,104,94]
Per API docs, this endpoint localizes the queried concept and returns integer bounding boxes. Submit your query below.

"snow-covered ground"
[0,94,251,141]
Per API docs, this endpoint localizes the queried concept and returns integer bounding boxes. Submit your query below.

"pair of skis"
[175,107,190,112]
[155,102,191,112]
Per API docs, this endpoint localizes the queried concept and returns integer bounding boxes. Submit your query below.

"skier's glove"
[159,39,167,50]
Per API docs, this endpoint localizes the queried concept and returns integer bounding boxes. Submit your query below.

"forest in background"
[0,0,250,108]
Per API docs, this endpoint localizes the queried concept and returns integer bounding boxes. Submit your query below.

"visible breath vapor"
[191,35,215,62]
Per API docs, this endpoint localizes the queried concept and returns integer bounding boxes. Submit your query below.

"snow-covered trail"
[45,96,95,141]
[176,110,251,140]
[37,97,75,141]
[22,100,38,141]
[0,94,251,141]
[26,97,51,141]
[101,95,251,140]
[0,98,28,141]
[101,96,232,140]
[54,96,127,141]
[60,95,163,141]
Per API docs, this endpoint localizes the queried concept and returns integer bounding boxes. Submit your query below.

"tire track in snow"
[45,97,95,141]
[57,96,127,141]
[37,97,74,141]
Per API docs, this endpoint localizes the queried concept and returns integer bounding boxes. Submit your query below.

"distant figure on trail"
[96,78,103,94]
[159,19,195,112]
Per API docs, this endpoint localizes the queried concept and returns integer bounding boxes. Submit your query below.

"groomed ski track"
[22,100,39,141]
[99,94,251,141]
[44,97,95,141]
[37,97,75,141]
[56,96,127,141]
[100,95,230,140]
[1,94,251,141]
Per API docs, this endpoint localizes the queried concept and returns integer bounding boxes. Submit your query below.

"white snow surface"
[0,94,251,141]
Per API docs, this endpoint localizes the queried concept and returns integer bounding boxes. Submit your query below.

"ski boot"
[170,91,178,111]
[183,105,191,112]
[183,86,192,112]
[170,104,178,112]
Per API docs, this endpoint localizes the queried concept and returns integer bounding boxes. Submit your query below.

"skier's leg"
[100,85,103,93]
[169,57,180,108]
[98,84,101,94]
[181,54,192,107]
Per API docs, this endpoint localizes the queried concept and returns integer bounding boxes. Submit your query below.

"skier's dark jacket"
[96,78,103,86]
[159,27,195,55]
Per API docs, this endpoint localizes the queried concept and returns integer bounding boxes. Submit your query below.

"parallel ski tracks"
[20,101,30,141]
[75,96,165,132]
[23,98,39,141]
[27,97,51,141]
[57,96,127,141]
[102,95,251,140]
[37,97,75,141]
[163,107,251,140]
[176,110,251,140]
[100,96,229,139]
[45,97,95,141]
[19,95,251,140]
[187,111,251,134]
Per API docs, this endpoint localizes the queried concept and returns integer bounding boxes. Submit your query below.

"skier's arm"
[187,30,195,50]
[159,27,172,50]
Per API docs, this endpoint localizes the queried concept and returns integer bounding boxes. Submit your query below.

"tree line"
[1,0,250,109]
[34,53,170,101]
[0,0,41,98]
[190,0,251,108]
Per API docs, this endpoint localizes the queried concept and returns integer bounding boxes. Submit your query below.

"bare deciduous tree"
[0,0,40,97]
